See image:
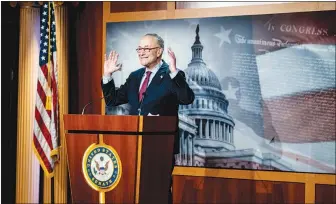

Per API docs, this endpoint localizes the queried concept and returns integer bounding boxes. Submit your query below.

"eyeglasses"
[135,47,160,53]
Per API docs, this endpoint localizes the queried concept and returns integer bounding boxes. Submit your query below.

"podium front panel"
[103,135,138,203]
[66,133,99,203]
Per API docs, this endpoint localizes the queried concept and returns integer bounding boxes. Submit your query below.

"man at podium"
[101,33,195,204]
[101,33,194,116]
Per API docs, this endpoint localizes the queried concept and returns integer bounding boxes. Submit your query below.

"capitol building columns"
[199,119,203,138]
[184,131,188,165]
[225,124,228,141]
[205,119,209,139]
[188,134,193,165]
[194,118,237,142]
[179,130,183,162]
[177,115,197,166]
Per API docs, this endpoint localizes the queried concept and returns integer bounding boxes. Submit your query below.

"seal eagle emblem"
[82,143,122,192]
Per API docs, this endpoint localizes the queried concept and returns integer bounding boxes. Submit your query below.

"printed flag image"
[105,10,335,174]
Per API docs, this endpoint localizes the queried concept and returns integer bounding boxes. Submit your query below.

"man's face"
[137,36,163,68]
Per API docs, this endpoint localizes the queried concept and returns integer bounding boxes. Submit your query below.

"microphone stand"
[81,96,105,115]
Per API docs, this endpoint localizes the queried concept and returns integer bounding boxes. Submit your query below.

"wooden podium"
[64,114,177,204]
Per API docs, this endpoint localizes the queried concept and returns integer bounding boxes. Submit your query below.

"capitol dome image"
[176,25,235,166]
[176,25,292,171]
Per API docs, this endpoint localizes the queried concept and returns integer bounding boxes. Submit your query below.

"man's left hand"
[168,47,177,73]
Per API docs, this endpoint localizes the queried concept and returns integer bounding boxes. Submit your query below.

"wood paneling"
[69,2,103,115]
[143,116,178,132]
[173,167,336,185]
[66,133,138,204]
[173,176,305,203]
[66,134,99,203]
[110,1,167,13]
[315,184,336,204]
[139,135,174,204]
[97,135,173,204]
[176,2,286,9]
[64,114,138,132]
[104,2,335,23]
[174,2,335,19]
[65,115,177,203]
[173,167,335,203]
[64,115,178,133]
[103,135,138,204]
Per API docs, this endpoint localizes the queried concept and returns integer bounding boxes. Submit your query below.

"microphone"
[138,92,147,116]
[82,95,108,115]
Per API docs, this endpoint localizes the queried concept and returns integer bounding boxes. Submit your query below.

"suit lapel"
[148,61,169,88]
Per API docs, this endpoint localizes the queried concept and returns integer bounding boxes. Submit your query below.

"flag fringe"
[32,143,55,178]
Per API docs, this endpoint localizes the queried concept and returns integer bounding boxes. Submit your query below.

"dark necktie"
[139,71,152,101]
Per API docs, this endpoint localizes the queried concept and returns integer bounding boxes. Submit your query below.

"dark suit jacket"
[101,60,195,153]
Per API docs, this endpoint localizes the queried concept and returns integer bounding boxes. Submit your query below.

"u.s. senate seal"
[82,143,122,192]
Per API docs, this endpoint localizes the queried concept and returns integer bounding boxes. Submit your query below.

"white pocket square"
[148,112,159,116]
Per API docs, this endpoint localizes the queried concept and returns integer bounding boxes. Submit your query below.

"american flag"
[33,2,59,177]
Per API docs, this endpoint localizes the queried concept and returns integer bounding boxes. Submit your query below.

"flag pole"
[47,2,55,204]
[39,167,44,203]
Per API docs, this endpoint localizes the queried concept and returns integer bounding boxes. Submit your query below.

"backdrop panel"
[105,10,335,174]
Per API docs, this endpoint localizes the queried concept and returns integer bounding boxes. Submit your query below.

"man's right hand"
[104,50,122,77]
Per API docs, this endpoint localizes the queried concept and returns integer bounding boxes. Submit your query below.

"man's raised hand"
[104,50,122,77]
[167,47,177,73]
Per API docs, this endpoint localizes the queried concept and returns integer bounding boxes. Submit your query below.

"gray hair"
[144,33,164,49]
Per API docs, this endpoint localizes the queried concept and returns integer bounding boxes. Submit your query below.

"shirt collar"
[145,60,162,76]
